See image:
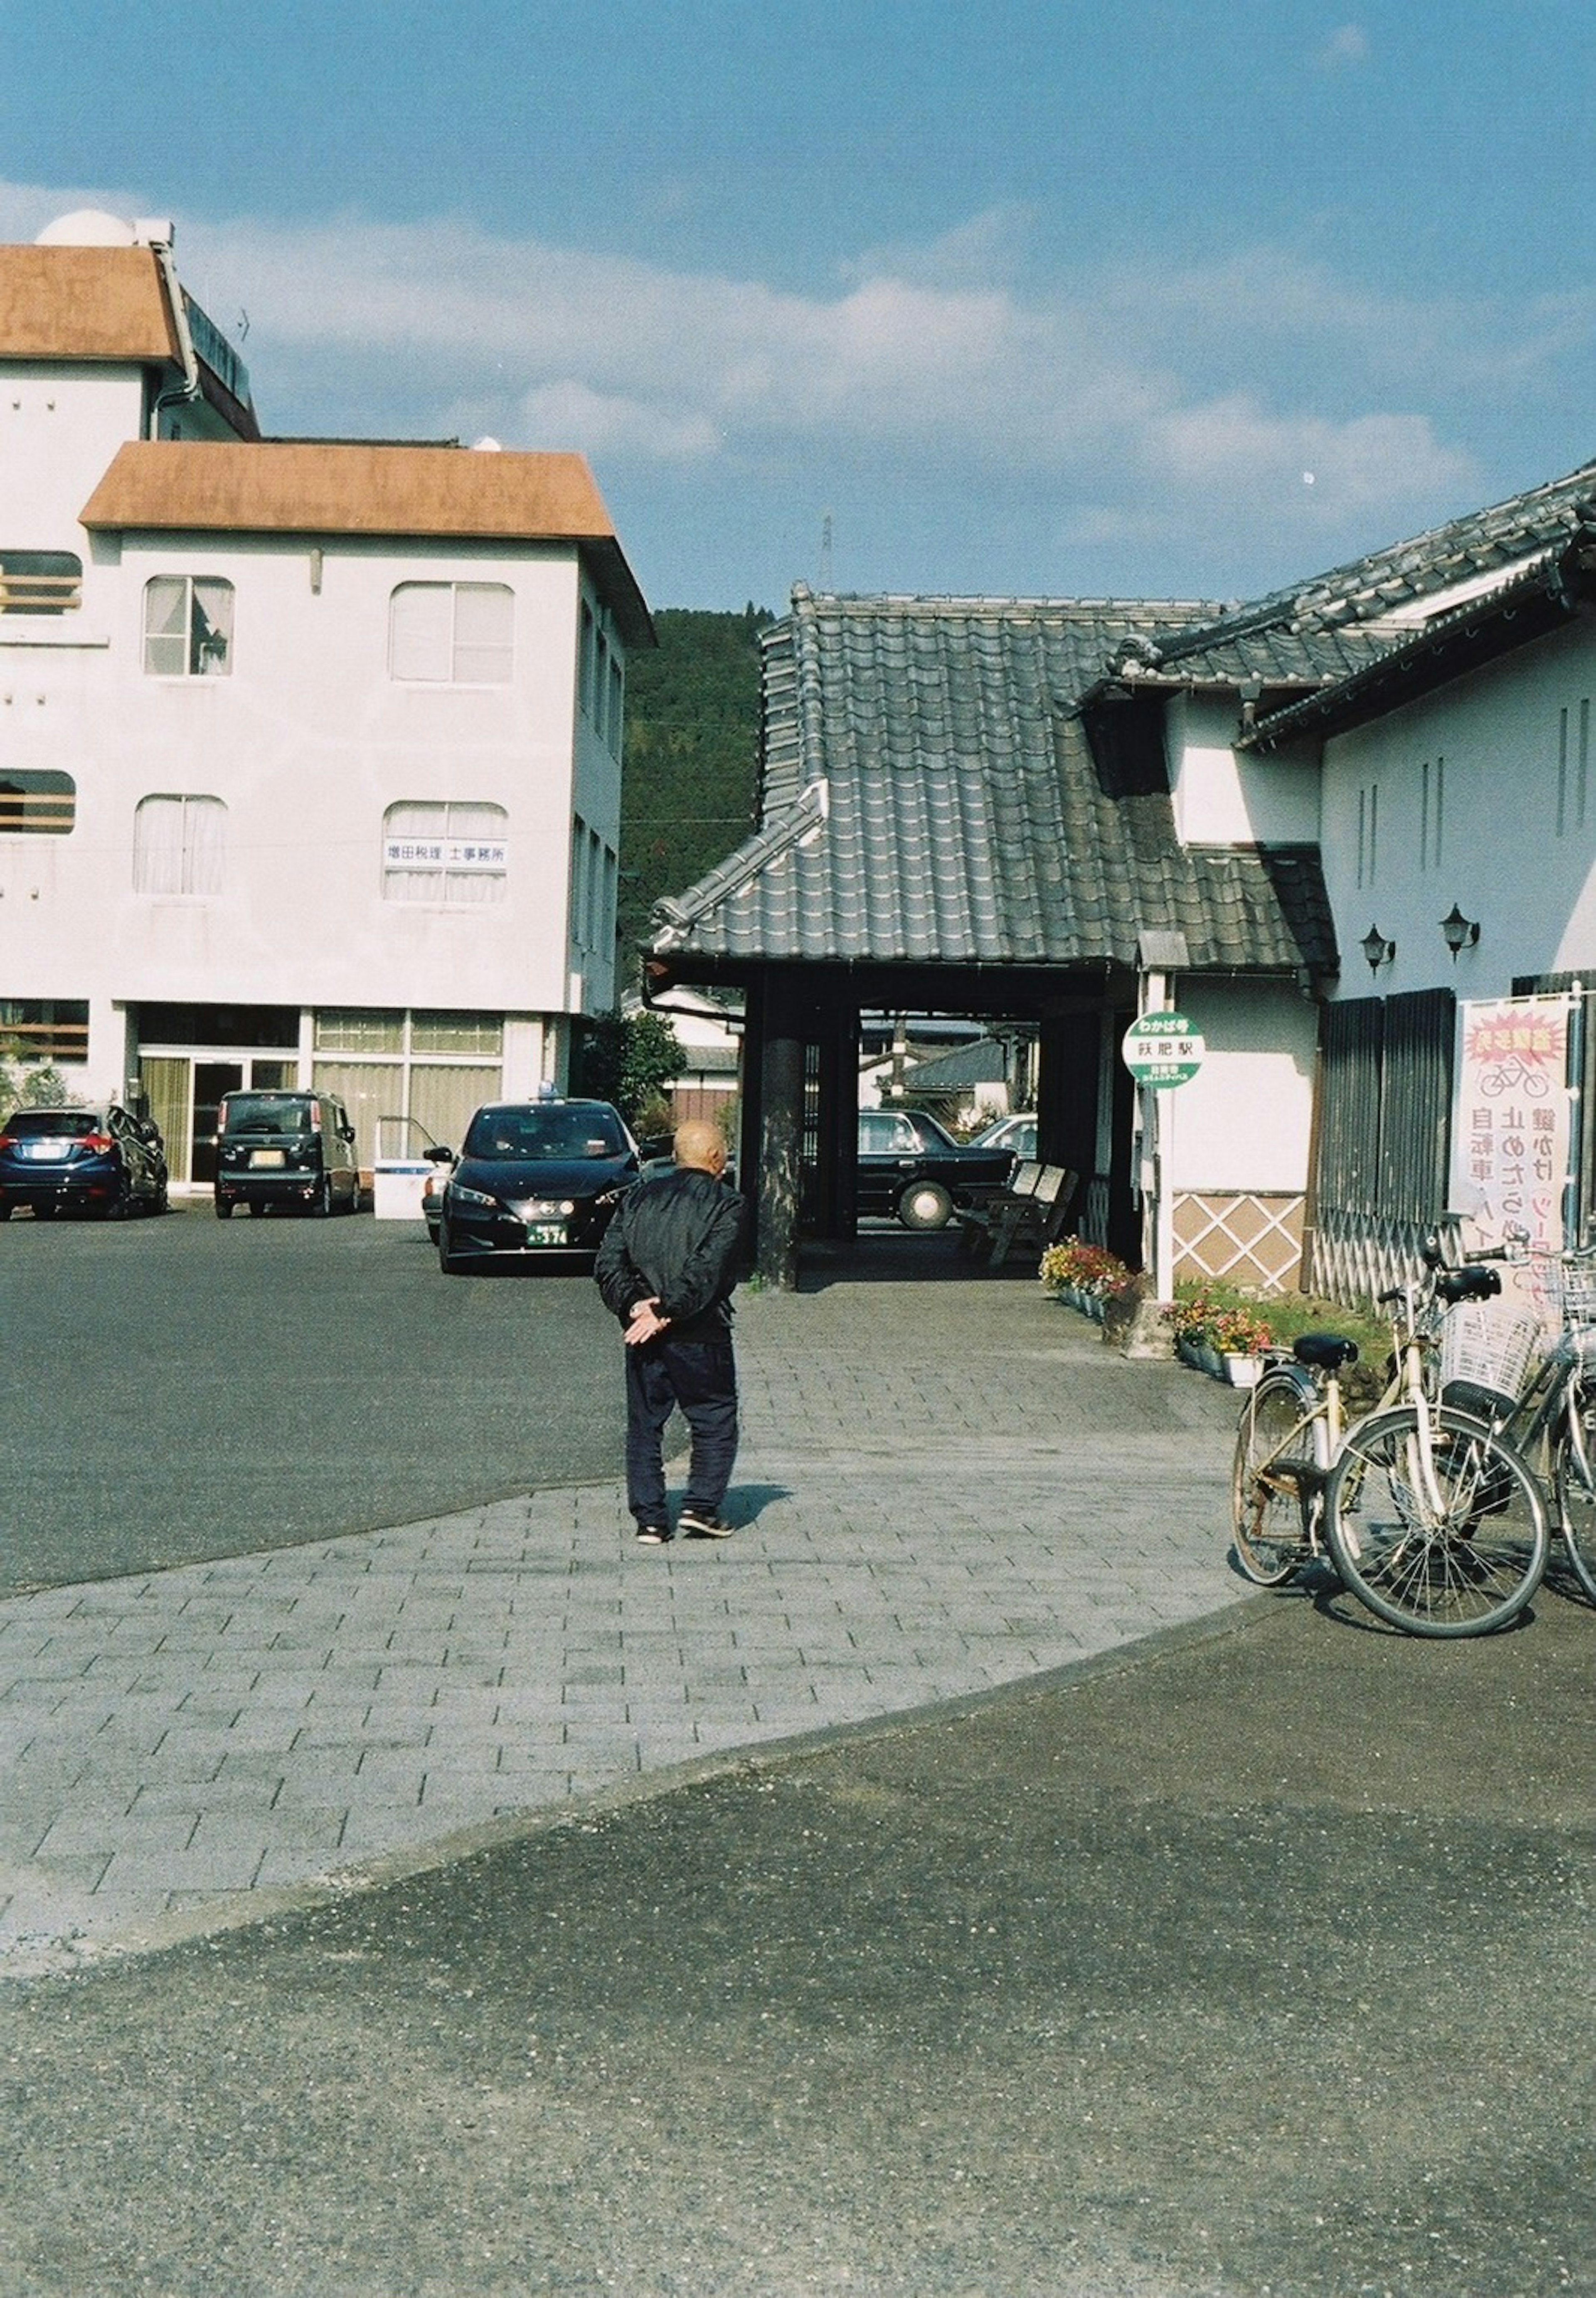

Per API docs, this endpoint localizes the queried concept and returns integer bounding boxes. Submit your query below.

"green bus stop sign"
[1121,1010,1204,1089]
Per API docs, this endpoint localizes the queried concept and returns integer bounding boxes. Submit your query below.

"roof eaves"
[1242,538,1592,753]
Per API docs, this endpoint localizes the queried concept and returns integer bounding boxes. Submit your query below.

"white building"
[0,212,652,1185]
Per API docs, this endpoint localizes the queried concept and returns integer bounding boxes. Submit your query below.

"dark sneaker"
[634,1523,673,1544]
[679,1507,733,1539]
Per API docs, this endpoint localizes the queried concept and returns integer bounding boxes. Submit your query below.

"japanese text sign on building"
[383,839,508,872]
[1450,994,1575,1251]
[1121,1010,1205,1089]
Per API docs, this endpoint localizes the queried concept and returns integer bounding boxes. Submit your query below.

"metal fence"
[1308,987,1456,1304]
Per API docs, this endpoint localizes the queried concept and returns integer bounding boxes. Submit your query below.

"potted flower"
[1211,1303,1274,1386]
[1038,1238,1134,1320]
[1166,1290,1222,1375]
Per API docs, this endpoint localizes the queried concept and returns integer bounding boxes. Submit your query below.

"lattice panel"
[1306,1206,1452,1310]
[1173,1192,1304,1295]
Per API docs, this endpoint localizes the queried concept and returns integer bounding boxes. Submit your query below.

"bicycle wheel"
[1551,1378,1596,1604]
[1325,1403,1548,1637]
[1231,1368,1324,1586]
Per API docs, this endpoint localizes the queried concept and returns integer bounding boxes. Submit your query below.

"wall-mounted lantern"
[1361,923,1396,974]
[1440,904,1480,960]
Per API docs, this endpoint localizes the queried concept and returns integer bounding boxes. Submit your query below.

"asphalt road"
[0,1202,623,1596]
[0,1591,1591,2298]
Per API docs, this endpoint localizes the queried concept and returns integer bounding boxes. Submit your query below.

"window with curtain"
[389,583,513,682]
[382,800,507,904]
[143,576,234,676]
[133,794,227,895]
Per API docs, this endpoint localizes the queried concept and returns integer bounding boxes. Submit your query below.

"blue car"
[0,1103,169,1219]
[432,1098,639,1273]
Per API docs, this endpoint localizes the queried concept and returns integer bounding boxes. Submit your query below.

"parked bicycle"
[1435,1243,1596,1608]
[1231,1237,1550,1637]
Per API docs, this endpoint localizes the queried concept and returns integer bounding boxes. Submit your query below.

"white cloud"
[1314,23,1369,69]
[4,177,1577,599]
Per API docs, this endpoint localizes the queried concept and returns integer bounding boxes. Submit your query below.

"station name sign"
[1121,1010,1205,1089]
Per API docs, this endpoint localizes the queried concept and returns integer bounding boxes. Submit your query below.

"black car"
[214,1089,362,1218]
[0,1104,169,1219]
[432,1098,639,1273]
[856,1108,1014,1229]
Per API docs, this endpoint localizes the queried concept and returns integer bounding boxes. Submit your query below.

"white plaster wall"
[1160,978,1317,1191]
[0,363,146,558]
[1321,616,1596,1000]
[0,526,597,1056]
[1169,690,1321,848]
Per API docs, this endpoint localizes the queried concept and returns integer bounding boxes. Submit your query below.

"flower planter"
[1222,1353,1263,1388]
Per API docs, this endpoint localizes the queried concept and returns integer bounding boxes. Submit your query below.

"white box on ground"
[372,1160,433,1220]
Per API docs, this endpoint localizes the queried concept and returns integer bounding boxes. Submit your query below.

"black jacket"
[594,1167,745,1341]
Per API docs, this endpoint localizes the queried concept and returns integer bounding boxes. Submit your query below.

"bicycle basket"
[1551,1250,1596,1335]
[1438,1303,1541,1417]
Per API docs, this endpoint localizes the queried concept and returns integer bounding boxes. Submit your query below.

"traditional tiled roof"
[903,1036,1009,1090]
[1245,529,1596,752]
[81,440,653,646]
[652,454,1596,983]
[652,591,1336,977]
[1122,453,1596,685]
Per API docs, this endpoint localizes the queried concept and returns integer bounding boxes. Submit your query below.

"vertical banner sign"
[1451,994,1576,1253]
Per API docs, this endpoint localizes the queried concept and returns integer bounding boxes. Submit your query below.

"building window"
[0,999,89,1062]
[382,801,507,904]
[133,794,227,895]
[389,583,513,683]
[314,1010,404,1057]
[312,1007,507,1164]
[411,1010,504,1057]
[0,770,74,834]
[0,551,81,615]
[143,576,234,676]
[579,601,596,716]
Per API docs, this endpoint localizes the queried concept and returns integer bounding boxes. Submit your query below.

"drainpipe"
[144,227,201,438]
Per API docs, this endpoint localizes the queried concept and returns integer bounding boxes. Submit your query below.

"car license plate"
[525,1222,566,1245]
[23,1140,70,1159]
[249,1148,286,1168]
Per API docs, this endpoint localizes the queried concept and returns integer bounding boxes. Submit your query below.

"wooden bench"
[955,1161,1078,1269]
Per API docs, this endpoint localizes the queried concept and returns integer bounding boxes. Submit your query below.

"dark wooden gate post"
[810,993,859,1239]
[756,970,806,1290]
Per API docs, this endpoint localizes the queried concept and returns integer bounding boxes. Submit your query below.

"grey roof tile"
[651,592,1336,976]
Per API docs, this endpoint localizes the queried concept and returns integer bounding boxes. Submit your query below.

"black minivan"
[214,1090,362,1218]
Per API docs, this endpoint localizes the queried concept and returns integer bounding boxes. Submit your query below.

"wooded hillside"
[618,605,772,963]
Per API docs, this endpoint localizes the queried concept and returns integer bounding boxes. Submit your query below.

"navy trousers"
[623,1333,739,1526]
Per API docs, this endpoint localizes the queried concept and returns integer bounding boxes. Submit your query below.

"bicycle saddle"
[1293,1333,1360,1371]
[1435,1265,1502,1303]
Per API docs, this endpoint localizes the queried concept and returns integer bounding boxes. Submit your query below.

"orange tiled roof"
[0,244,178,360]
[81,438,619,539]
[81,439,654,645]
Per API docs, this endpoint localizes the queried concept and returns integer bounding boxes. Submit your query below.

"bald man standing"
[594,1118,746,1544]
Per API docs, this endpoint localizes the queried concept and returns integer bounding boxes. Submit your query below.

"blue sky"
[3,1,1593,613]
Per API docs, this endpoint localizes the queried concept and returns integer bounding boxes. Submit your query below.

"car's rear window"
[4,1110,100,1137]
[463,1106,626,1160]
[221,1096,317,1136]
